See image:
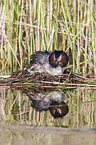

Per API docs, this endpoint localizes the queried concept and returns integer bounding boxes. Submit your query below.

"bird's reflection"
[49,101,68,119]
[13,86,69,119]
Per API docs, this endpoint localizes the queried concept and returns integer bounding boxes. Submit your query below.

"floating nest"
[0,70,96,90]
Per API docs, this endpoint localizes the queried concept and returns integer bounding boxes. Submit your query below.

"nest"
[0,70,96,91]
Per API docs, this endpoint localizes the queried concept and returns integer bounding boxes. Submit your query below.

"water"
[0,86,96,128]
[0,83,96,144]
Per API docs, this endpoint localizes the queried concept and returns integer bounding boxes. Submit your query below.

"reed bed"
[0,0,96,75]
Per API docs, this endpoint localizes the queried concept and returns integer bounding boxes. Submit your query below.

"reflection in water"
[15,88,69,118]
[0,86,96,128]
[49,101,68,118]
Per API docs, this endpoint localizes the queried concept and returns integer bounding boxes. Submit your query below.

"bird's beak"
[53,56,61,63]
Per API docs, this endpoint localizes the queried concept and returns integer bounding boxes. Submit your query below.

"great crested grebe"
[25,90,69,118]
[23,50,69,76]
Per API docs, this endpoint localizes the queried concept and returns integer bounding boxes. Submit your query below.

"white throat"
[43,64,63,75]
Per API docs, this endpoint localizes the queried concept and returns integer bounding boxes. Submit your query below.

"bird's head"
[49,101,69,118]
[49,50,69,68]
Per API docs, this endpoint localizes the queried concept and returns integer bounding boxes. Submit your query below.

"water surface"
[0,86,96,128]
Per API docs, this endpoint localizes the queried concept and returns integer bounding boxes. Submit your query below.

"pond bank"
[0,125,96,145]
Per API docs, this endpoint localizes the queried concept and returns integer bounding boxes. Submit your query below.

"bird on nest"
[23,50,69,76]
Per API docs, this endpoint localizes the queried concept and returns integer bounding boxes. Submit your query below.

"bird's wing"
[30,51,51,64]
